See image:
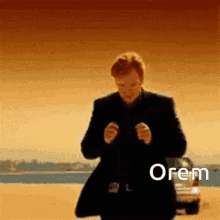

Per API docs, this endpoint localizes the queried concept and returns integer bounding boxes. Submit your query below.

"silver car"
[166,157,200,215]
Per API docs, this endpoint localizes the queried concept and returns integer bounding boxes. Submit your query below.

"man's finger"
[107,127,118,133]
[108,122,119,128]
[106,131,117,137]
[108,126,118,132]
[106,134,116,140]
[135,122,149,129]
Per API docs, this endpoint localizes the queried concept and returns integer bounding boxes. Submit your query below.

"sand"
[0,184,219,220]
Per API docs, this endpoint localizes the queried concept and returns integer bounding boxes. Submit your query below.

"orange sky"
[1,1,220,164]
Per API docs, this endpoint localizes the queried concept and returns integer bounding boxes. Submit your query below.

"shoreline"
[0,170,93,175]
[0,183,219,188]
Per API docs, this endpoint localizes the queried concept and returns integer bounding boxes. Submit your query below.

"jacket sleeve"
[159,97,187,158]
[144,97,187,158]
[81,100,105,159]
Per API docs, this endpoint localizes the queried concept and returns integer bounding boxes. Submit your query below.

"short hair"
[111,51,146,82]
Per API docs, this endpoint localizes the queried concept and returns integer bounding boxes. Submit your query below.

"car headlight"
[192,187,199,194]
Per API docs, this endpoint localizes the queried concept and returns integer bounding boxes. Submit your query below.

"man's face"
[114,68,143,104]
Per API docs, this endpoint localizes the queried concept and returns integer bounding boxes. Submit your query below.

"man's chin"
[121,95,138,104]
[124,99,135,104]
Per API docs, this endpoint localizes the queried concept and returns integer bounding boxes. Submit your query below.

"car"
[166,157,200,215]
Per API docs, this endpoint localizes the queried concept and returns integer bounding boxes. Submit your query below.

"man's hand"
[135,122,152,144]
[104,122,119,144]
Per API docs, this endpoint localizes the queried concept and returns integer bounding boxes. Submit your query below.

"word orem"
[150,163,209,181]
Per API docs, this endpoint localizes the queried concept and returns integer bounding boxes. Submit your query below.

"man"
[75,52,187,220]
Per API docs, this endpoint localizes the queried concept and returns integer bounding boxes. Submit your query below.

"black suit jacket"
[75,89,187,218]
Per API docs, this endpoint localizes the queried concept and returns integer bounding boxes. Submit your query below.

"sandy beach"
[0,184,219,220]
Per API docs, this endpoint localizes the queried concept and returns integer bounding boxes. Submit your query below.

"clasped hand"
[104,122,152,144]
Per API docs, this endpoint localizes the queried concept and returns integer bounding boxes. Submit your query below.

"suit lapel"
[103,92,124,126]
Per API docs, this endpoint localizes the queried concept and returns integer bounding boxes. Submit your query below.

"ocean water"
[199,169,220,186]
[0,172,91,184]
[0,170,219,186]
